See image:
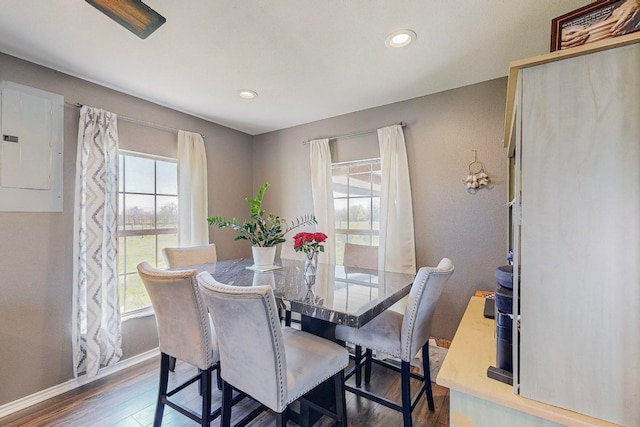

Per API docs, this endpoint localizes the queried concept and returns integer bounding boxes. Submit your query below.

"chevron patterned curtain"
[72,105,122,378]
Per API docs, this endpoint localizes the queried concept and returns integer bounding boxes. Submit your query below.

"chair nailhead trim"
[263,292,287,410]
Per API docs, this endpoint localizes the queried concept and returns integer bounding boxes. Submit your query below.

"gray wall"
[0,52,253,406]
[253,78,509,340]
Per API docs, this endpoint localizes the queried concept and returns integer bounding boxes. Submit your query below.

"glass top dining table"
[183,257,415,329]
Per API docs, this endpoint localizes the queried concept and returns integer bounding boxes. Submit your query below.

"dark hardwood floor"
[0,355,449,427]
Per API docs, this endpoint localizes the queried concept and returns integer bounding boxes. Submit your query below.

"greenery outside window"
[118,151,178,316]
[332,158,381,264]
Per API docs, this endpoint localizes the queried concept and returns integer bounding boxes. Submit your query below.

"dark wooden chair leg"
[422,343,435,411]
[168,356,176,372]
[154,353,170,427]
[200,368,212,426]
[216,365,222,391]
[284,310,292,327]
[355,345,363,387]
[401,361,413,427]
[275,410,286,427]
[364,348,373,383]
[300,401,311,427]
[334,370,347,427]
[220,380,233,427]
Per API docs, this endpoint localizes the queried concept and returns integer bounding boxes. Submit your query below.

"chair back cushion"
[197,272,287,412]
[343,243,378,270]
[280,242,307,261]
[162,243,217,268]
[137,262,216,370]
[400,258,454,361]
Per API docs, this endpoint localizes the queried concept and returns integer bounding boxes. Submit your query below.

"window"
[332,159,381,264]
[118,151,178,315]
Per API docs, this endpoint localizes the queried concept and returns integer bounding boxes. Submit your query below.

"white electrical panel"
[0,81,64,212]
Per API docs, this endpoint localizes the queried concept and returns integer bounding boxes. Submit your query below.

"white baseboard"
[0,348,159,419]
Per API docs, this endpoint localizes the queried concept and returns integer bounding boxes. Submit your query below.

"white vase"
[252,246,276,268]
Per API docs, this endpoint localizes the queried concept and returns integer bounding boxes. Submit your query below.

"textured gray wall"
[253,78,509,341]
[0,52,253,406]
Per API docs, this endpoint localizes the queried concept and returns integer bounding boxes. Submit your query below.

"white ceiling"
[0,0,590,135]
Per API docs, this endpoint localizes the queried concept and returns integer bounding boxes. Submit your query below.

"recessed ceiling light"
[385,30,417,48]
[239,90,258,99]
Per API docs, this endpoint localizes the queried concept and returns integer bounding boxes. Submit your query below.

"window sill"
[122,306,154,321]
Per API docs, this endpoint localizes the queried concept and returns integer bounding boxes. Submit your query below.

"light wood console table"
[436,297,620,427]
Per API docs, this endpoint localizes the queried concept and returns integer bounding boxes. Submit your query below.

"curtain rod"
[65,102,205,139]
[302,121,405,145]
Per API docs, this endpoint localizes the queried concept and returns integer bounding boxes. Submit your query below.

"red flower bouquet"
[293,232,327,257]
[293,232,327,276]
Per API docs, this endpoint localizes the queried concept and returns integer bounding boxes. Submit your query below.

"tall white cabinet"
[508,37,640,425]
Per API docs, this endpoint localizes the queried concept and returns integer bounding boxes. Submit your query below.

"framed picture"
[550,0,640,51]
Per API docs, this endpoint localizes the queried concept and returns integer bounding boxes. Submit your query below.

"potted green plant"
[207,182,316,267]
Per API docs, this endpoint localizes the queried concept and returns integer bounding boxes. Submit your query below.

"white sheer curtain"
[177,130,209,246]
[309,138,336,264]
[378,125,416,274]
[72,105,122,378]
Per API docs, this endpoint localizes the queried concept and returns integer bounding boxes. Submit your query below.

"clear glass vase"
[303,251,317,276]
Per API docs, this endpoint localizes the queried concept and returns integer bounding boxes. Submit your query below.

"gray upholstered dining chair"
[160,243,218,371]
[137,262,241,427]
[197,271,349,427]
[162,243,217,268]
[342,243,379,385]
[343,242,378,270]
[335,258,454,427]
[279,243,306,326]
[279,242,307,261]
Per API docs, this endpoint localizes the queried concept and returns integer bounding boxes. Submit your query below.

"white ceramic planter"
[251,246,276,268]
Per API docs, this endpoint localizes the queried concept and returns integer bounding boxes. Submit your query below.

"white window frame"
[332,158,381,264]
[118,150,178,318]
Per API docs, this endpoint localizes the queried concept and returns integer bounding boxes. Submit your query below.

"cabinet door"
[518,45,640,426]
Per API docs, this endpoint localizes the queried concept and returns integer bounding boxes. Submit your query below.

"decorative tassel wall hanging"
[464,150,490,191]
